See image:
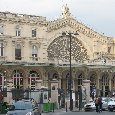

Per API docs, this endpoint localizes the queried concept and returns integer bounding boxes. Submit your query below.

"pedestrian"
[98,96,102,112]
[94,96,99,113]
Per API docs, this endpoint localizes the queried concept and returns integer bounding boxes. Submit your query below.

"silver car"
[102,97,110,110]
[84,100,96,111]
[108,98,115,112]
[6,100,41,115]
[84,97,110,111]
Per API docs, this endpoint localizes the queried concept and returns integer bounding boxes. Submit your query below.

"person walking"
[98,96,102,112]
[94,96,99,113]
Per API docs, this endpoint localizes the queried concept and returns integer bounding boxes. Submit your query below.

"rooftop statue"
[62,4,71,19]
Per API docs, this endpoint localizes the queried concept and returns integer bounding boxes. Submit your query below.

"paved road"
[42,111,115,115]
[2,111,115,115]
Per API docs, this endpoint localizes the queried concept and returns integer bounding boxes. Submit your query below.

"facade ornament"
[29,41,41,48]
[62,4,71,19]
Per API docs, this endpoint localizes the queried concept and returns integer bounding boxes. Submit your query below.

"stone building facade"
[0,5,115,100]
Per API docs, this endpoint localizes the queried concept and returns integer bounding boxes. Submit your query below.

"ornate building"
[0,5,115,100]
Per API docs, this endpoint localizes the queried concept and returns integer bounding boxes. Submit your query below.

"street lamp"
[62,31,79,111]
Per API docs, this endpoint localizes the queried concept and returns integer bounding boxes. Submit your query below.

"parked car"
[108,98,115,112]
[84,100,96,111]
[84,97,111,112]
[102,97,111,110]
[6,99,41,115]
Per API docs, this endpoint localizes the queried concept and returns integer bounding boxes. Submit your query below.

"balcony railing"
[1,57,115,67]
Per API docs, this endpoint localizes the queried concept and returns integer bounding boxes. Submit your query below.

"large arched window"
[47,36,88,62]
[12,70,23,89]
[112,75,115,90]
[32,45,38,61]
[101,73,109,96]
[90,74,96,97]
[15,44,21,60]
[0,43,4,56]
[0,73,6,89]
[77,73,83,90]
[28,71,40,90]
[0,72,7,98]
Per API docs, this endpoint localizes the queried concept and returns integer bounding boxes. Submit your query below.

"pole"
[79,86,82,111]
[69,33,73,111]
[62,31,79,111]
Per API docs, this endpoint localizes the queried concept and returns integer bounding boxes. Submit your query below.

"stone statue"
[62,4,71,19]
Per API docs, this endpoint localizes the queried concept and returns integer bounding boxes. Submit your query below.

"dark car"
[6,99,41,115]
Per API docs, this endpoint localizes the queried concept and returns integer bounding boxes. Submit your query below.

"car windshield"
[110,98,115,102]
[102,97,110,102]
[13,101,32,110]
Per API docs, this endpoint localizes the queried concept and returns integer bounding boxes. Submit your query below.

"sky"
[0,0,115,37]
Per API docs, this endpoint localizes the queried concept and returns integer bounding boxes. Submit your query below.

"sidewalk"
[46,107,84,113]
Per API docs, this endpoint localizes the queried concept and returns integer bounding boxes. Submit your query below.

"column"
[109,72,112,92]
[23,74,28,90]
[35,80,42,90]
[50,79,59,108]
[7,80,13,104]
[83,80,90,103]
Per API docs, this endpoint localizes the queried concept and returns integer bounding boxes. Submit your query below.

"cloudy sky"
[0,0,115,37]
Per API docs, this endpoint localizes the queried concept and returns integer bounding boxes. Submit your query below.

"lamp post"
[62,31,79,111]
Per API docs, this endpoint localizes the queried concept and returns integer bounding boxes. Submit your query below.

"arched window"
[12,70,23,89]
[0,72,7,98]
[101,74,109,96]
[0,73,6,89]
[112,75,115,89]
[90,74,96,97]
[78,73,83,90]
[15,44,21,60]
[28,71,40,90]
[32,45,38,61]
[0,43,4,56]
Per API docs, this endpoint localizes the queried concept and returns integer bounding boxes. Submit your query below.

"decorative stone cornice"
[12,39,25,47]
[0,11,48,25]
[47,17,112,45]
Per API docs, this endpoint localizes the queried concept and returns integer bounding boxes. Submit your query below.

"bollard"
[53,103,54,112]
[65,102,67,112]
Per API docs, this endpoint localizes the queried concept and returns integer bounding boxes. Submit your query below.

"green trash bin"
[43,103,50,112]
[0,102,8,114]
[49,103,53,112]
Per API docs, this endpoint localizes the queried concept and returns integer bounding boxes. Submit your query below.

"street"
[1,111,115,115]
[42,111,115,115]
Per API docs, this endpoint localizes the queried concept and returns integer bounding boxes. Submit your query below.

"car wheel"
[109,109,113,112]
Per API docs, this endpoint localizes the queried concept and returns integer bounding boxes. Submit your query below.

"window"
[0,43,4,56]
[0,25,3,35]
[15,44,21,60]
[32,45,38,61]
[12,70,23,89]
[28,71,40,90]
[32,29,36,37]
[15,25,21,36]
[16,30,21,36]
[108,47,111,53]
[0,73,7,97]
